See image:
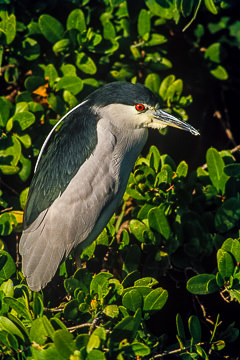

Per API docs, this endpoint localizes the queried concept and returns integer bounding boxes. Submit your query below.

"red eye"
[135,104,145,112]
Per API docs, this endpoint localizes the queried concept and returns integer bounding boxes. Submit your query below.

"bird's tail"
[20,217,66,291]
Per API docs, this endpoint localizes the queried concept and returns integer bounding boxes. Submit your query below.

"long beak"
[152,109,200,136]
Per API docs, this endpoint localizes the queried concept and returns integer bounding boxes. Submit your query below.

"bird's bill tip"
[152,109,200,136]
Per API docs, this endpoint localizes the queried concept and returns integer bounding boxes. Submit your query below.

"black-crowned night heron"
[20,82,199,291]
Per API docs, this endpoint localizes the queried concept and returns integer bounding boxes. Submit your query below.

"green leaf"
[229,21,240,44]
[166,79,183,102]
[86,350,106,360]
[148,145,161,172]
[63,90,78,108]
[0,12,16,44]
[15,133,32,148]
[144,73,161,94]
[205,42,221,63]
[0,316,24,341]
[33,292,44,318]
[146,33,167,46]
[30,317,49,345]
[187,274,218,295]
[102,21,116,40]
[159,74,175,100]
[176,313,186,344]
[148,207,170,240]
[87,328,105,353]
[143,287,168,312]
[53,329,75,358]
[38,14,64,44]
[103,304,119,318]
[204,0,218,14]
[176,160,188,177]
[138,9,151,37]
[221,238,240,263]
[56,76,83,95]
[76,52,97,74]
[181,0,195,17]
[110,315,138,344]
[4,297,32,322]
[67,9,86,32]
[90,272,112,299]
[0,279,14,297]
[76,333,89,349]
[7,313,30,341]
[0,97,12,127]
[0,134,21,166]
[215,198,240,233]
[217,249,234,279]
[18,153,31,181]
[21,37,40,61]
[206,147,228,193]
[53,38,71,54]
[48,93,65,114]
[64,299,79,320]
[210,65,228,80]
[146,0,180,21]
[24,76,46,92]
[188,315,201,343]
[43,63,58,86]
[0,250,16,280]
[122,289,142,312]
[74,268,92,293]
[129,219,149,243]
[20,188,29,210]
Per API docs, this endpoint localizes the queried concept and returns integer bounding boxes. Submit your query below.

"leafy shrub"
[1,0,240,358]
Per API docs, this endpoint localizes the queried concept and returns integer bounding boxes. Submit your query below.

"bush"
[1,0,240,358]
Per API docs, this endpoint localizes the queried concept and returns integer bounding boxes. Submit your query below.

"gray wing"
[20,120,119,291]
[23,100,98,228]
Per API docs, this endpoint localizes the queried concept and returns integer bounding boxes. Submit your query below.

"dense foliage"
[1,0,240,358]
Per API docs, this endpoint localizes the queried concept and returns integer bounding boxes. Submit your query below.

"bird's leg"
[74,246,82,268]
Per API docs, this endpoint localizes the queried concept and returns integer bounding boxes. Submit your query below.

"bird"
[19,81,199,291]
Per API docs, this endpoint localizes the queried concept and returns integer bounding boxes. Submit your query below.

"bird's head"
[88,82,199,135]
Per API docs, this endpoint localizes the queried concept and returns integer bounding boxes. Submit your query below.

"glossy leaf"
[206,147,228,193]
[76,52,97,74]
[38,14,64,43]
[0,12,16,44]
[90,272,112,299]
[187,274,218,295]
[0,316,24,341]
[56,76,83,95]
[53,329,75,358]
[67,9,86,32]
[0,250,16,280]
[217,249,234,279]
[138,9,151,37]
[215,198,240,233]
[148,207,170,239]
[210,65,228,80]
[129,219,149,243]
[159,74,175,100]
[176,160,188,177]
[110,315,138,344]
[188,315,201,343]
[145,73,161,94]
[205,42,221,63]
[204,0,218,14]
[122,289,142,312]
[143,287,168,311]
[221,238,240,263]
